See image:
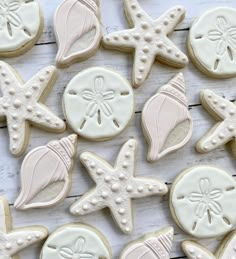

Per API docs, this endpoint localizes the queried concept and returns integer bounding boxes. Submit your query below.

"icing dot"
[33,85,39,90]
[170,13,175,18]
[111,183,120,192]
[141,56,147,62]
[105,176,111,182]
[163,20,169,26]
[228,125,234,131]
[25,91,32,98]
[119,208,125,215]
[106,37,110,41]
[27,106,33,112]
[144,33,153,42]
[123,162,128,168]
[96,168,103,175]
[123,34,129,40]
[83,204,89,211]
[203,146,208,151]
[189,248,195,254]
[13,135,18,141]
[138,186,144,192]
[136,13,142,18]
[129,142,134,148]
[116,197,122,204]
[39,77,45,82]
[208,94,212,98]
[91,199,98,205]
[35,233,41,239]
[12,124,18,130]
[3,103,9,109]
[219,133,225,139]
[119,173,125,180]
[197,255,202,259]
[4,79,10,85]
[230,109,235,115]
[137,76,142,81]
[159,186,164,192]
[101,191,108,199]
[1,71,6,76]
[9,88,15,95]
[177,7,182,12]
[5,243,12,249]
[213,99,218,104]
[131,3,136,9]
[148,185,154,191]
[13,99,22,108]
[143,46,149,53]
[133,33,140,40]
[17,239,23,245]
[75,209,80,214]
[46,117,51,122]
[125,152,130,158]
[139,67,144,72]
[167,47,172,53]
[220,103,226,109]
[90,162,96,168]
[121,219,127,225]
[12,145,17,151]
[211,139,217,145]
[36,111,42,117]
[27,236,32,241]
[125,227,130,232]
[12,113,17,120]
[155,27,161,33]
[176,53,180,58]
[141,22,148,29]
[157,41,163,48]
[114,36,118,40]
[126,185,133,192]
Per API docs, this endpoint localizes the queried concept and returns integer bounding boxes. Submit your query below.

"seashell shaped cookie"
[141,73,193,162]
[54,0,102,67]
[14,135,78,210]
[120,227,174,259]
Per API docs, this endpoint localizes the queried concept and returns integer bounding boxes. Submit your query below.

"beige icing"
[0,197,48,259]
[14,135,78,210]
[120,227,173,259]
[70,139,168,234]
[54,0,102,67]
[0,61,66,156]
[142,73,193,162]
[103,0,188,87]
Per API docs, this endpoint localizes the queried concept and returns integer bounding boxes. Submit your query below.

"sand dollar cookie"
[63,67,134,141]
[188,7,236,78]
[40,224,112,259]
[170,166,236,238]
[0,0,43,57]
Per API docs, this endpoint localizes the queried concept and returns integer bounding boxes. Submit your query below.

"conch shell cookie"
[120,227,174,259]
[0,0,43,57]
[14,134,78,210]
[141,73,193,162]
[54,0,102,67]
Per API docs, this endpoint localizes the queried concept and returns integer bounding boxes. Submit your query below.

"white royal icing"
[70,139,168,234]
[0,197,48,259]
[103,0,188,87]
[183,230,236,259]
[170,166,236,238]
[0,0,42,54]
[189,7,236,77]
[0,61,66,156]
[40,224,111,259]
[63,67,134,141]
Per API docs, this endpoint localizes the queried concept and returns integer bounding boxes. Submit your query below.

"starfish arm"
[157,37,188,67]
[200,90,236,120]
[132,49,155,87]
[0,97,6,119]
[103,29,136,50]
[5,228,48,256]
[196,121,234,153]
[217,231,236,259]
[124,0,152,26]
[129,177,168,199]
[70,189,106,216]
[182,241,214,259]
[157,6,186,34]
[27,104,66,132]
[24,66,58,102]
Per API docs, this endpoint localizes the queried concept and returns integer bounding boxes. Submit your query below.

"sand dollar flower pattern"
[208,16,236,56]
[188,178,223,218]
[82,76,115,118]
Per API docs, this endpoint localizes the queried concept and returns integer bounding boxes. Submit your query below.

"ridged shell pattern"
[54,0,102,66]
[120,227,174,259]
[142,73,193,162]
[14,135,78,210]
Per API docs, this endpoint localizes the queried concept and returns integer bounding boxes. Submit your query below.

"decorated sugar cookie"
[103,0,188,87]
[63,67,134,141]
[14,135,78,210]
[120,227,174,259]
[196,89,236,157]
[170,166,236,238]
[183,230,236,259]
[40,224,111,259]
[70,139,168,234]
[0,0,43,57]
[142,73,193,162]
[54,0,102,67]
[188,7,236,78]
[0,197,48,259]
[0,61,66,156]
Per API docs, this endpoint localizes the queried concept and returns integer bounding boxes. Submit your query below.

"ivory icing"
[63,67,134,141]
[103,0,188,87]
[183,230,236,259]
[0,197,48,259]
[196,89,236,156]
[142,73,193,162]
[14,135,78,210]
[54,0,102,67]
[189,7,236,77]
[40,224,111,259]
[170,166,236,238]
[0,61,66,156]
[120,227,174,259]
[0,0,42,54]
[70,139,168,234]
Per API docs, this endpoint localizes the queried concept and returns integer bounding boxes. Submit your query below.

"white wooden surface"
[1,0,236,258]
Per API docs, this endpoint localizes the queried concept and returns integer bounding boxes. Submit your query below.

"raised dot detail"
[119,208,125,215]
[13,99,22,108]
[105,176,111,182]
[126,185,133,192]
[5,243,12,249]
[138,186,144,192]
[116,197,122,204]
[119,173,125,180]
[111,183,120,192]
[17,239,23,245]
[83,204,89,210]
[101,191,108,199]
[96,168,103,175]
[121,219,127,225]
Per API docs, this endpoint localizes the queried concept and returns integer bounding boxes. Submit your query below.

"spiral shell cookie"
[63,67,134,141]
[170,166,236,238]
[188,7,236,78]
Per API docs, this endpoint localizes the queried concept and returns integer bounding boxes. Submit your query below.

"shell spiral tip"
[169,73,185,93]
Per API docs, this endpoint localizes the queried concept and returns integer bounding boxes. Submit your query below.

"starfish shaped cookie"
[70,139,168,234]
[103,0,188,87]
[0,197,48,259]
[196,90,236,156]
[0,61,66,156]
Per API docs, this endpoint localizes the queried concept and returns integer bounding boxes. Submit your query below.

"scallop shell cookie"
[188,7,236,78]
[0,0,43,57]
[14,135,78,210]
[142,73,193,162]
[40,224,112,259]
[120,227,174,259]
[63,67,134,141]
[170,166,236,238]
[54,0,102,67]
